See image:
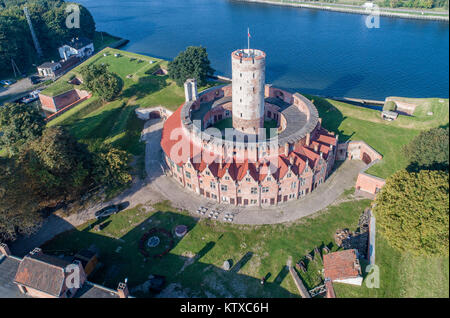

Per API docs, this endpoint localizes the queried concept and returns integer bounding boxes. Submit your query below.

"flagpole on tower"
[247,27,250,54]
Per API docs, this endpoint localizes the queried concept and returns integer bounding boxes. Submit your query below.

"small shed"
[72,247,99,276]
[323,249,363,286]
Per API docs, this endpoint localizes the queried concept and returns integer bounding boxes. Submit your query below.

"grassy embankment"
[42,198,449,298]
[307,95,449,179]
[44,47,217,158]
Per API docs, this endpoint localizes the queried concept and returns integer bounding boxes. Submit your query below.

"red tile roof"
[161,104,337,181]
[323,249,362,281]
[14,253,72,297]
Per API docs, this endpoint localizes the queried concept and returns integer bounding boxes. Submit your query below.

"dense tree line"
[0,104,131,242]
[383,0,448,9]
[0,0,95,77]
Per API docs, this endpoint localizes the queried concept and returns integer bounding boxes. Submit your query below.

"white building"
[58,37,94,61]
[37,61,61,77]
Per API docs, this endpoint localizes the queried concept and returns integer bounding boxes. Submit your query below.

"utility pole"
[11,59,21,78]
[23,6,43,58]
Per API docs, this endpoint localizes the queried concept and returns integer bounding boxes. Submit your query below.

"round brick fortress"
[160,49,338,207]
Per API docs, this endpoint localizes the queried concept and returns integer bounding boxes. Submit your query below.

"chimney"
[289,156,295,165]
[306,133,311,146]
[0,243,11,256]
[117,281,129,298]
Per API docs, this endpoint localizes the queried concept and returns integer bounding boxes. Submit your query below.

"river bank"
[235,0,449,21]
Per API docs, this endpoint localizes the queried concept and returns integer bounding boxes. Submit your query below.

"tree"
[80,63,122,101]
[20,126,91,201]
[0,103,45,156]
[403,127,449,171]
[92,144,132,188]
[374,169,449,256]
[168,46,215,87]
[0,0,96,78]
[0,158,43,242]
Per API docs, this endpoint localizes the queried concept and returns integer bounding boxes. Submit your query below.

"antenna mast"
[23,6,43,58]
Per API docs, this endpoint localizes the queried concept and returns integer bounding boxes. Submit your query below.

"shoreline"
[234,0,449,22]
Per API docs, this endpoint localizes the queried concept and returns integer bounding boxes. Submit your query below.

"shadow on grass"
[40,206,297,298]
[121,75,168,100]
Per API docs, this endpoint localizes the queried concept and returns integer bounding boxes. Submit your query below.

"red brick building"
[160,48,338,207]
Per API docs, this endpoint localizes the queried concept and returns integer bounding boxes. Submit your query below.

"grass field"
[42,198,449,298]
[44,48,219,157]
[308,95,449,179]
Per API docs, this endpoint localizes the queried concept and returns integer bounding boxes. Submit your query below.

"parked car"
[94,202,129,219]
[1,79,15,86]
[30,76,40,85]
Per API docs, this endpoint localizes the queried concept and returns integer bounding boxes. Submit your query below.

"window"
[289,193,295,199]
[225,110,230,116]
[177,166,181,173]
[187,183,192,188]
[287,173,292,178]
[205,171,210,176]
[240,113,243,117]
[250,199,257,204]
[300,178,306,186]
[240,73,242,77]
[267,177,271,182]
[222,196,228,202]
[262,186,269,193]
[251,187,257,194]
[210,181,216,189]
[185,171,191,179]
[291,181,297,189]
[240,86,242,91]
[221,185,228,191]
[246,177,251,182]
[225,176,230,180]
[211,194,217,199]
[187,163,192,168]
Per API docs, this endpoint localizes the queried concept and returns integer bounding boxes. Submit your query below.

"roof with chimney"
[0,250,123,298]
[14,251,72,297]
[323,249,362,281]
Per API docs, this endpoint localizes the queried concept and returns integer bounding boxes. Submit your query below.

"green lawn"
[43,48,222,157]
[307,95,449,179]
[42,198,448,298]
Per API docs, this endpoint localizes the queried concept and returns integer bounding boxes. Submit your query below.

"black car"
[94,202,129,219]
[29,76,40,85]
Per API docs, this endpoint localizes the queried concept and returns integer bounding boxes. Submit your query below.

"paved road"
[10,117,367,255]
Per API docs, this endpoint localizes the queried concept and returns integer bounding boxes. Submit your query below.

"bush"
[383,100,397,112]
[374,169,449,256]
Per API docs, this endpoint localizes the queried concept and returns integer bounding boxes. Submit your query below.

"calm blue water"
[78,0,449,100]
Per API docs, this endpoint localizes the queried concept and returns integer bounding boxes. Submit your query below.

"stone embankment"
[237,0,449,21]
